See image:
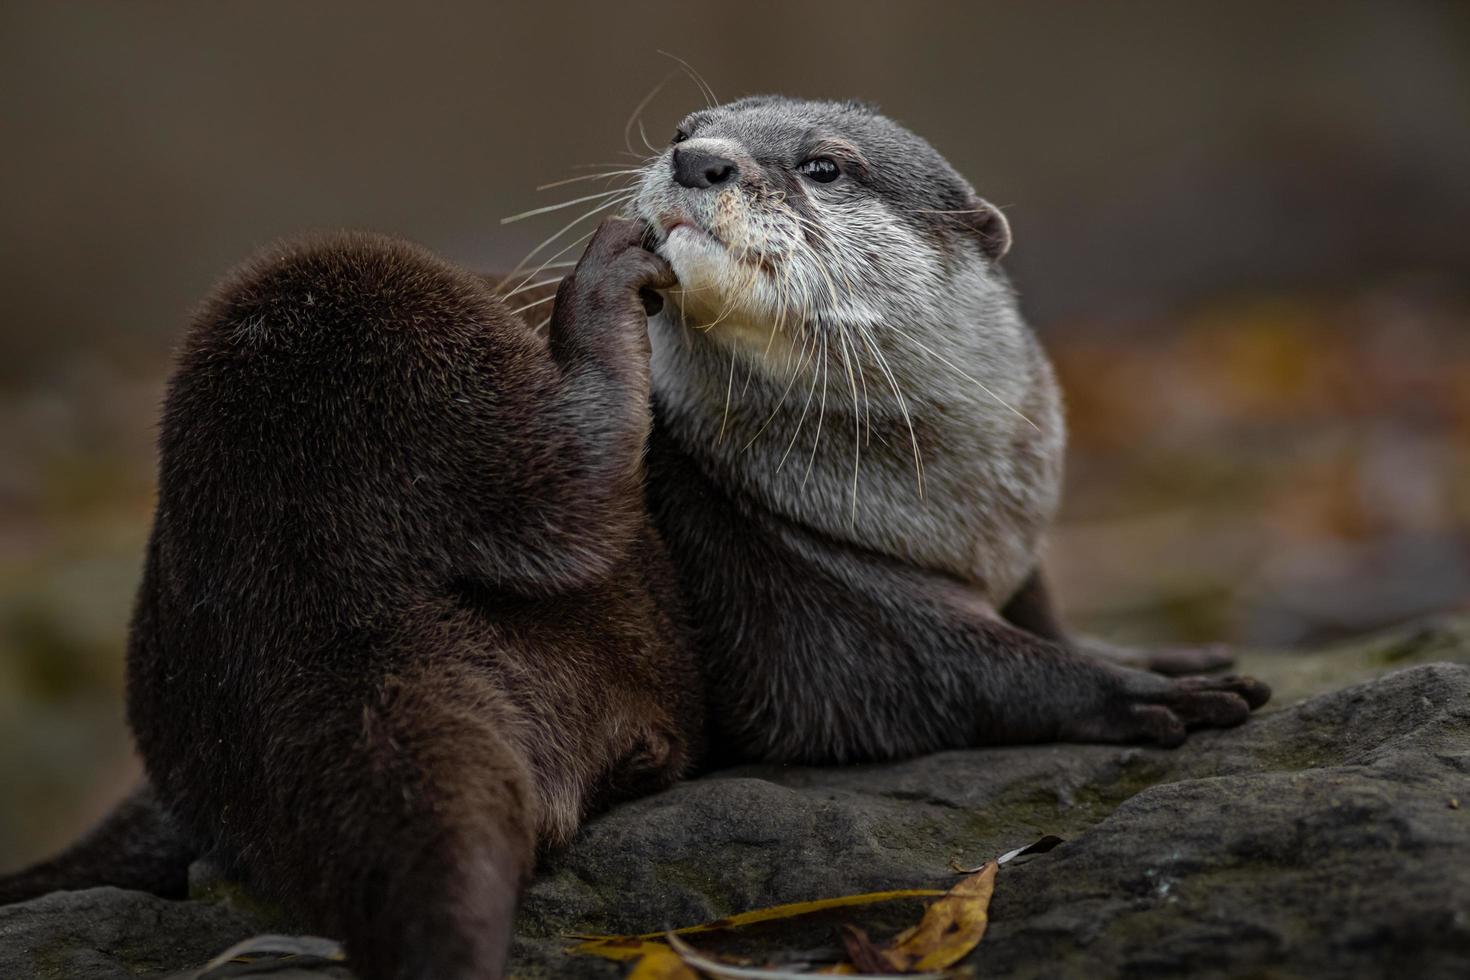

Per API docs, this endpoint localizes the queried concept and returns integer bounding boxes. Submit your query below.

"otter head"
[634,97,1060,596]
[634,96,1012,366]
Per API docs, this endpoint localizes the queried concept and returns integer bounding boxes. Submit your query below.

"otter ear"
[961,197,1012,262]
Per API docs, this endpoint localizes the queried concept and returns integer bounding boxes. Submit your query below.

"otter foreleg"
[950,614,1271,748]
[1000,569,1235,677]
[544,218,675,489]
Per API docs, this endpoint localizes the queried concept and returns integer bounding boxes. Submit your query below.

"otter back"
[123,224,698,980]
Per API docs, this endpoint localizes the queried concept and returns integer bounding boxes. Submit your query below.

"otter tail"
[187,660,541,980]
[0,781,195,906]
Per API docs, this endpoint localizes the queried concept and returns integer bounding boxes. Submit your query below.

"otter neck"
[648,277,1066,605]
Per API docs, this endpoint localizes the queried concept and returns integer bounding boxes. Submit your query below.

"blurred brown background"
[2,1,1467,871]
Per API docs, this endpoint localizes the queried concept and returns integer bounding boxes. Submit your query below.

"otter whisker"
[717,344,737,443]
[535,170,641,192]
[656,50,718,109]
[501,276,565,299]
[775,328,823,471]
[745,260,793,399]
[636,117,660,156]
[667,282,724,299]
[789,208,867,501]
[786,215,874,484]
[501,195,633,293]
[699,234,762,332]
[500,187,636,226]
[508,293,558,317]
[624,71,679,158]
[565,161,654,171]
[832,322,864,523]
[801,332,831,489]
[503,226,599,296]
[900,207,1010,214]
[789,209,862,321]
[744,310,818,454]
[503,227,604,297]
[746,251,802,399]
[890,328,1040,432]
[785,208,927,492]
[837,321,869,431]
[853,320,925,497]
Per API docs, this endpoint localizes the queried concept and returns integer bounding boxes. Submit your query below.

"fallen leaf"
[628,944,701,979]
[666,932,941,980]
[569,886,946,961]
[568,936,673,963]
[844,862,996,974]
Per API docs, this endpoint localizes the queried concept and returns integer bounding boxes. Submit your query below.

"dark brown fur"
[645,428,1268,764]
[2,221,701,980]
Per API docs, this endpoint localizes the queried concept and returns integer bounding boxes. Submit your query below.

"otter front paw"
[1066,672,1271,748]
[553,217,677,337]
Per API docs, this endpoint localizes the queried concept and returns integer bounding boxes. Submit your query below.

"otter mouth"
[657,214,780,279]
[660,215,722,248]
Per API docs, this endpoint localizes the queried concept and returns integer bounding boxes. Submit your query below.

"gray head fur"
[634,96,1064,603]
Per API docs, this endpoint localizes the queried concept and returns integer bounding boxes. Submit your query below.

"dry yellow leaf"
[568,886,946,962]
[883,861,996,972]
[567,880,986,974]
[567,937,673,962]
[628,944,700,979]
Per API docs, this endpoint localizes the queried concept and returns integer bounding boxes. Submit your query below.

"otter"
[0,96,1268,980]
[2,221,703,980]
[634,96,1268,760]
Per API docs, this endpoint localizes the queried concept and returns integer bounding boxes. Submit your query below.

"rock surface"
[3,618,1468,979]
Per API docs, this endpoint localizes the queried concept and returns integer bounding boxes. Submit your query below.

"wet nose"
[672,147,737,190]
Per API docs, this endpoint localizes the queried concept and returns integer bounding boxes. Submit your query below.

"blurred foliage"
[0,362,154,870]
[1049,276,1470,646]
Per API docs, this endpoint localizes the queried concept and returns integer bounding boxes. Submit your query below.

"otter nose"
[672,148,737,190]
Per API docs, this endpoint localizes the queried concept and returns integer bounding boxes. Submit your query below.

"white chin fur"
[659,227,725,273]
[657,233,746,323]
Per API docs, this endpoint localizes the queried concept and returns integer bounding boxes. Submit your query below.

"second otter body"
[129,223,700,978]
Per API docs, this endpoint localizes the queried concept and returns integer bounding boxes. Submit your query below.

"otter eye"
[797,157,841,183]
[671,129,690,145]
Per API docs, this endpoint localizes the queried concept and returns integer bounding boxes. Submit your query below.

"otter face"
[634,96,1011,359]
[634,98,1062,598]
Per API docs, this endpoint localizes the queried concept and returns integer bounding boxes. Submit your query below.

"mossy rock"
[2,617,1468,979]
